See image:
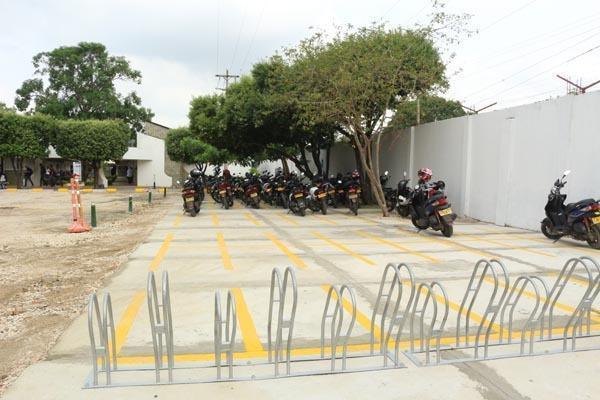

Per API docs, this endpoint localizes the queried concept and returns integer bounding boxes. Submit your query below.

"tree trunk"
[353,135,389,217]
[325,146,331,178]
[93,161,100,189]
[281,158,290,175]
[11,157,23,189]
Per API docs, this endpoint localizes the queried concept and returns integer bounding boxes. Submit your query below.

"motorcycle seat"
[566,198,596,213]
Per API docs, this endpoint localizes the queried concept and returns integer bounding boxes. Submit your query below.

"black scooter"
[396,171,413,218]
[542,170,600,249]
[410,180,456,237]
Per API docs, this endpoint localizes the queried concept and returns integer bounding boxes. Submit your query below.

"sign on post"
[72,161,82,180]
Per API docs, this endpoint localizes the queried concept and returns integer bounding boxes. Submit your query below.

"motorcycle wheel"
[398,205,410,218]
[299,207,306,217]
[189,207,197,217]
[223,196,229,209]
[587,226,600,249]
[541,218,562,240]
[350,199,358,216]
[253,197,260,209]
[282,194,289,209]
[320,199,328,215]
[386,199,395,212]
[441,223,453,238]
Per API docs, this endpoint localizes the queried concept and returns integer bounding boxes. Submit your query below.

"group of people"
[21,164,70,188]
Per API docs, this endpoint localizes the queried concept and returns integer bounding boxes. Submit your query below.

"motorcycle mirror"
[563,170,571,177]
[384,170,389,176]
[403,171,407,177]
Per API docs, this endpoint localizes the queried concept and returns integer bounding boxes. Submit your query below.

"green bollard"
[128,195,133,213]
[91,203,97,227]
[148,191,152,204]
[163,187,167,197]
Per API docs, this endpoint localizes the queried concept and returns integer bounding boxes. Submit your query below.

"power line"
[215,69,240,91]
[240,0,267,75]
[380,0,403,19]
[230,3,249,71]
[479,0,538,32]
[216,0,220,75]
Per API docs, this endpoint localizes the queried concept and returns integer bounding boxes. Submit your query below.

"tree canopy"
[15,42,153,133]
[166,126,232,171]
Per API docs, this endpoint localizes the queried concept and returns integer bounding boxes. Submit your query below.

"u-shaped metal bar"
[214,290,237,380]
[268,267,298,376]
[499,276,543,356]
[147,270,174,383]
[320,284,357,371]
[87,292,117,386]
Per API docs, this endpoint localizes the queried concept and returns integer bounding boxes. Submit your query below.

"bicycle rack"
[87,292,117,386]
[539,257,600,342]
[147,270,174,383]
[456,258,509,359]
[498,276,547,356]
[378,263,416,367]
[406,282,449,365]
[214,290,237,380]
[267,266,297,376]
[320,285,357,371]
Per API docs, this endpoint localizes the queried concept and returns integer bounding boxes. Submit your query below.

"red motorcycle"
[218,181,234,209]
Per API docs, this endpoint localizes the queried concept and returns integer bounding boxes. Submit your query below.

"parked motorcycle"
[380,171,397,212]
[241,173,261,209]
[344,173,361,216]
[287,175,307,216]
[396,171,413,218]
[218,180,234,209]
[542,170,600,249]
[307,175,328,215]
[410,180,456,237]
[181,178,201,217]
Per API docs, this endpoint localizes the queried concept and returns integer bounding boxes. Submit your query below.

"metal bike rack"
[320,285,357,371]
[87,292,117,386]
[214,290,237,380]
[267,266,298,376]
[498,276,547,356]
[147,270,174,383]
[380,263,416,367]
[539,257,600,342]
[406,282,449,365]
[456,258,509,359]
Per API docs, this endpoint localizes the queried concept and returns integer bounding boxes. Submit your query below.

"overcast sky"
[2,0,600,127]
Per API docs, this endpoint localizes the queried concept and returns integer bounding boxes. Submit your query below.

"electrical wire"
[230,3,249,71]
[240,0,267,75]
[478,0,538,32]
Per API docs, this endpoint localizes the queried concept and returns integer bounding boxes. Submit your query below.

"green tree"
[54,119,130,187]
[0,113,56,188]
[387,96,465,131]
[166,126,231,173]
[0,102,16,113]
[15,42,153,134]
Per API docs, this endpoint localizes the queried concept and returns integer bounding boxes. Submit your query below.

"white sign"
[72,161,82,178]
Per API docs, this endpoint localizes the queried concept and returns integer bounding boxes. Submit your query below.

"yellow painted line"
[342,214,378,225]
[149,233,174,272]
[312,231,376,266]
[244,212,261,226]
[277,214,300,226]
[211,212,220,226]
[32,188,44,192]
[512,234,600,257]
[57,187,68,192]
[113,233,173,353]
[106,188,117,193]
[313,215,338,225]
[230,288,264,352]
[172,214,182,227]
[266,232,307,269]
[114,290,145,353]
[135,187,145,193]
[6,188,17,192]
[461,233,554,257]
[117,323,600,365]
[82,188,93,193]
[216,231,233,270]
[356,230,439,263]
[400,228,493,259]
[320,285,381,341]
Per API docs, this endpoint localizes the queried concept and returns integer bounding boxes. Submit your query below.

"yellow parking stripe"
[149,233,173,272]
[312,231,376,266]
[211,212,220,226]
[266,233,307,269]
[244,212,261,226]
[277,214,300,226]
[216,232,233,270]
[314,215,338,225]
[230,288,264,352]
[356,230,439,263]
[461,233,554,257]
[114,290,145,353]
[172,214,182,227]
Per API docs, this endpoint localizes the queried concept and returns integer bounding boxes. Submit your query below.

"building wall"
[327,91,600,231]
[142,122,187,184]
[122,131,172,187]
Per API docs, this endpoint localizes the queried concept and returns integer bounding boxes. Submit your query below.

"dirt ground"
[0,189,174,395]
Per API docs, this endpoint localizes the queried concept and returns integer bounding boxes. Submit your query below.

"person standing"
[126,165,134,184]
[39,163,45,186]
[23,166,34,187]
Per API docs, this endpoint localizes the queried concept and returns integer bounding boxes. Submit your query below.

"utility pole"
[461,102,497,114]
[556,75,600,94]
[215,69,240,91]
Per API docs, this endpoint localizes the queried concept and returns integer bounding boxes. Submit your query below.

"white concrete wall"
[327,91,600,231]
[123,133,172,187]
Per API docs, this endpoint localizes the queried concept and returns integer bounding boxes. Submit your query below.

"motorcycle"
[181,178,202,217]
[542,170,600,249]
[396,171,413,218]
[307,176,328,215]
[380,171,397,212]
[343,174,361,216]
[287,176,307,216]
[218,180,234,209]
[241,174,261,209]
[410,180,456,237]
